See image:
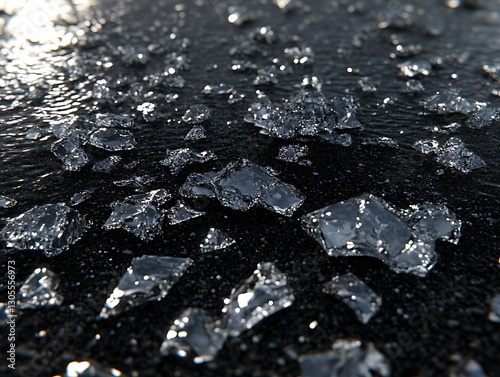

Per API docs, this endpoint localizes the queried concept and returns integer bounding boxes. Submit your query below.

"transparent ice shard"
[160,308,227,363]
[64,360,124,377]
[489,293,500,323]
[319,133,353,147]
[298,339,390,377]
[124,189,172,206]
[1,204,87,256]
[466,107,498,129]
[398,60,432,78]
[413,139,440,155]
[160,148,216,175]
[404,79,425,94]
[100,256,192,318]
[102,202,163,241]
[182,105,211,124]
[301,194,437,277]
[200,228,235,253]
[277,145,312,166]
[222,262,295,337]
[166,201,205,225]
[361,137,399,149]
[88,128,137,151]
[358,77,377,93]
[25,126,46,140]
[51,134,89,171]
[92,156,122,173]
[0,195,17,208]
[18,268,63,309]
[95,113,134,129]
[185,125,206,141]
[113,175,156,188]
[179,172,218,199]
[422,90,475,114]
[70,189,94,206]
[323,273,382,324]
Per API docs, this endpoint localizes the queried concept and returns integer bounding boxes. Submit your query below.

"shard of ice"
[302,194,437,276]
[88,128,137,151]
[277,144,312,166]
[361,137,399,148]
[95,113,134,129]
[92,156,122,173]
[398,60,432,77]
[298,339,390,377]
[323,273,382,324]
[222,262,295,337]
[124,189,172,206]
[1,203,87,256]
[358,77,377,93]
[185,125,206,141]
[113,175,156,188]
[100,256,192,318]
[64,360,124,377]
[102,202,163,241]
[404,79,425,94]
[0,195,17,208]
[51,134,90,171]
[422,90,476,114]
[70,189,94,206]
[489,293,500,323]
[180,159,304,216]
[466,107,498,129]
[182,105,211,124]
[160,148,216,175]
[18,268,63,309]
[159,308,227,363]
[200,228,235,253]
[166,201,205,225]
[202,83,235,96]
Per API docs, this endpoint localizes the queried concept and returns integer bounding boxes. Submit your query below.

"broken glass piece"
[422,90,475,114]
[92,156,122,173]
[200,228,235,253]
[182,105,212,124]
[160,308,227,363]
[64,360,124,377]
[88,128,137,151]
[0,195,17,208]
[70,189,94,206]
[404,79,425,94]
[124,189,172,206]
[228,92,245,104]
[185,125,206,141]
[284,46,315,66]
[18,268,63,309]
[202,83,235,96]
[1,204,87,256]
[301,194,437,276]
[398,60,432,77]
[100,256,191,318]
[160,148,216,175]
[358,77,377,93]
[361,137,399,148]
[222,262,295,337]
[466,108,498,129]
[488,293,500,323]
[102,202,163,241]
[166,201,205,225]
[113,175,156,188]
[299,339,390,377]
[277,144,311,166]
[95,113,134,129]
[323,273,382,324]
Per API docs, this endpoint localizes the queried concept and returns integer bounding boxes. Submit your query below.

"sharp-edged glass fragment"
[1,204,87,256]
[298,339,390,377]
[277,144,311,166]
[489,293,500,323]
[0,195,17,208]
[124,189,172,206]
[160,148,216,175]
[70,189,94,206]
[100,256,192,318]
[25,126,46,140]
[254,66,280,86]
[92,156,122,173]
[103,202,163,241]
[200,228,235,253]
[182,105,211,124]
[64,360,124,377]
[166,200,205,225]
[422,90,475,114]
[88,128,137,151]
[323,273,382,324]
[18,268,63,309]
[222,262,295,337]
[160,308,227,363]
[185,125,206,141]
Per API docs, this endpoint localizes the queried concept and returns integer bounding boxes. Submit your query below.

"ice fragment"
[18,268,63,309]
[422,90,475,114]
[404,79,425,94]
[0,195,17,208]
[160,148,216,175]
[166,201,205,225]
[284,46,315,66]
[124,189,172,206]
[95,114,134,129]
[200,228,235,253]
[92,156,122,173]
[277,144,311,166]
[466,108,498,129]
[70,189,94,206]
[182,105,211,124]
[88,128,137,151]
[113,175,156,188]
[184,125,206,141]
[399,60,432,78]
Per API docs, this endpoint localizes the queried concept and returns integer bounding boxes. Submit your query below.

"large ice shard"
[159,308,227,363]
[180,159,304,216]
[302,194,444,276]
[100,256,192,318]
[166,200,205,225]
[64,360,124,377]
[489,293,500,323]
[298,339,390,377]
[323,273,382,324]
[1,203,87,256]
[88,128,137,151]
[200,228,235,253]
[51,134,89,171]
[222,262,295,337]
[160,148,216,175]
[18,268,63,309]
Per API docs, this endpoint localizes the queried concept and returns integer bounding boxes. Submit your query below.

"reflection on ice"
[92,156,122,173]
[323,273,382,324]
[70,189,94,206]
[88,128,137,151]
[182,105,211,124]
[1,203,87,256]
[160,148,216,175]
[18,268,63,309]
[200,228,235,253]
[160,308,227,363]
[166,200,205,225]
[422,90,475,114]
[100,256,192,318]
[222,262,295,337]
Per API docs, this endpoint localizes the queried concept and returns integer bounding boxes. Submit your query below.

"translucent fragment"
[251,26,278,44]
[277,144,311,166]
[113,175,156,188]
[404,79,425,93]
[51,134,89,171]
[489,293,500,323]
[25,126,46,140]
[124,189,172,206]
[202,83,235,96]
[323,273,382,324]
[254,66,280,86]
[182,105,211,124]
[95,113,134,129]
[261,182,305,217]
[426,122,461,134]
[398,60,432,77]
[18,268,63,309]
[160,308,227,363]
[200,228,235,253]
[361,137,399,148]
[436,137,486,173]
[413,139,440,155]
[466,108,498,129]
[358,77,377,93]
[299,339,390,377]
[222,262,295,337]
[319,133,353,147]
[166,201,205,225]
[88,128,137,151]
[100,256,192,318]
[422,90,475,114]
[160,148,216,175]
[1,204,87,256]
[70,189,94,206]
[284,46,315,66]
[185,125,206,141]
[65,360,124,377]
[0,195,17,208]
[92,156,122,173]
[179,172,218,198]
